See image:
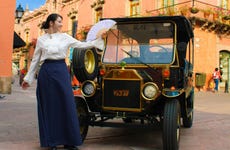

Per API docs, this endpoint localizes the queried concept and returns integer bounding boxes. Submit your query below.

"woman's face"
[50,16,63,32]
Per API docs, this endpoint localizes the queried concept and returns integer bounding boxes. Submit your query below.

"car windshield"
[102,22,175,64]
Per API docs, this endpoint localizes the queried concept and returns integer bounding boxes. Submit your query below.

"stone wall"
[0,77,12,94]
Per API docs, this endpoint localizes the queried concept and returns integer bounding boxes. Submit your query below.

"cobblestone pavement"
[0,77,229,150]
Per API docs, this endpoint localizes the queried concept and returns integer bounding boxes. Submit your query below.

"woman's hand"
[21,81,30,90]
[96,29,107,39]
[101,31,107,39]
[92,37,105,50]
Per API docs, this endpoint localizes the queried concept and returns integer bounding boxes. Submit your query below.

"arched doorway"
[220,50,230,89]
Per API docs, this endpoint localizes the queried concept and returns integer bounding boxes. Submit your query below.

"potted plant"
[190,6,199,14]
[180,5,189,16]
[167,7,176,16]
[212,8,221,21]
[222,10,230,20]
[212,11,219,21]
[202,8,212,19]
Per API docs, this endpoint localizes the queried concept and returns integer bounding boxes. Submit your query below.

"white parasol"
[86,19,116,42]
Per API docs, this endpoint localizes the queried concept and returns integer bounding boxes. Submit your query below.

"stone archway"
[219,50,230,89]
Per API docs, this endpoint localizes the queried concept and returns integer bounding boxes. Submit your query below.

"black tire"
[183,88,194,128]
[163,100,181,150]
[75,97,89,142]
[72,48,98,83]
[183,111,193,128]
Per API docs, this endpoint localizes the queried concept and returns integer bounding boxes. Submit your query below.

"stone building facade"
[14,0,230,91]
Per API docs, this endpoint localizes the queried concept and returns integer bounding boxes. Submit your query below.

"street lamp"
[15,4,24,23]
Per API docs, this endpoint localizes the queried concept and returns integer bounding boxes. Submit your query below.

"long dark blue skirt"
[36,59,82,147]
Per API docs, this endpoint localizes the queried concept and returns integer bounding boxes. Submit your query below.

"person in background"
[219,67,223,82]
[19,67,27,85]
[213,67,222,92]
[21,13,104,150]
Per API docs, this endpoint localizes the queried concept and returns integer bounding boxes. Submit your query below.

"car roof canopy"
[102,16,194,44]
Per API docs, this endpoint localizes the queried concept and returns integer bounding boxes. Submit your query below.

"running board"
[89,121,160,128]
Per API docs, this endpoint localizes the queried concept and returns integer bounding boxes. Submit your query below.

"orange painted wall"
[77,0,94,26]
[103,0,126,18]
[193,29,219,89]
[194,29,218,73]
[0,0,16,93]
[0,0,15,75]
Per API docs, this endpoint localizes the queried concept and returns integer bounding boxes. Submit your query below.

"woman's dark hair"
[41,13,63,29]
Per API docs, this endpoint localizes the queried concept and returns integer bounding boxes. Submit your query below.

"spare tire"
[72,48,98,83]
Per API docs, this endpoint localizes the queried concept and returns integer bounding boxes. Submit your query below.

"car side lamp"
[162,68,170,79]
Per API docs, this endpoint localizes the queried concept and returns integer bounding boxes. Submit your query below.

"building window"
[67,8,78,36]
[96,8,103,23]
[220,0,229,9]
[162,0,175,7]
[71,17,78,38]
[91,0,104,23]
[26,32,29,44]
[24,28,30,44]
[130,0,140,17]
[159,0,175,15]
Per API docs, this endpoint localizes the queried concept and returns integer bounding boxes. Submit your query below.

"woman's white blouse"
[24,32,104,85]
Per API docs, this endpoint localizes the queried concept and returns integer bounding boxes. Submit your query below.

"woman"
[213,67,222,92]
[21,13,104,150]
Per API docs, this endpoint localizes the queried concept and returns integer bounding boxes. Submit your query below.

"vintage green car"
[72,15,194,150]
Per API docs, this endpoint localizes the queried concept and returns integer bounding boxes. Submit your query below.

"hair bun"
[41,21,49,29]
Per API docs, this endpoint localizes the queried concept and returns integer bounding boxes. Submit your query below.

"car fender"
[162,88,184,98]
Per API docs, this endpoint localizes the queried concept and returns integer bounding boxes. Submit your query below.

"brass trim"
[81,80,97,97]
[102,20,179,67]
[104,69,143,79]
[85,49,96,74]
[141,82,161,100]
[162,88,184,98]
[102,69,143,112]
